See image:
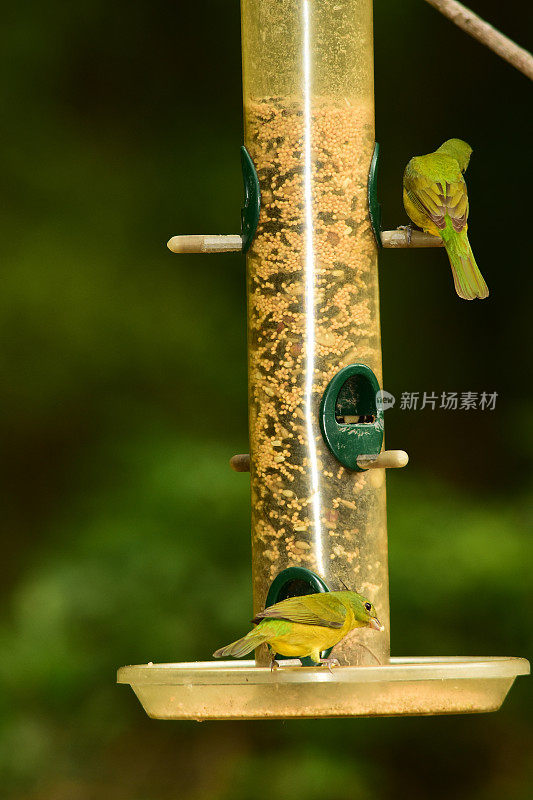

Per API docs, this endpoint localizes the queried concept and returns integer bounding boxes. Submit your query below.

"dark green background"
[0,1,531,798]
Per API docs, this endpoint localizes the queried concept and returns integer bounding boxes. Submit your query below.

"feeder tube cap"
[357,450,409,470]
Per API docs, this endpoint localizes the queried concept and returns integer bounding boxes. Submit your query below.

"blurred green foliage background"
[0,1,531,798]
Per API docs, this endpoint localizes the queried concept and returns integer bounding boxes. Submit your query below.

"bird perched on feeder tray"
[213,590,383,668]
[403,138,489,300]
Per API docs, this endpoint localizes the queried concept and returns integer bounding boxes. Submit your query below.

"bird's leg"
[269,648,279,672]
[318,657,340,673]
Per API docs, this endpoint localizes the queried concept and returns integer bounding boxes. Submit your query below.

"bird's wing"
[404,158,469,232]
[252,595,347,629]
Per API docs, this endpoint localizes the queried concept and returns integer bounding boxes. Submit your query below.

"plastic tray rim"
[117,655,530,687]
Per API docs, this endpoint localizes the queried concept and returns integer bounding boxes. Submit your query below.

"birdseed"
[245,96,390,666]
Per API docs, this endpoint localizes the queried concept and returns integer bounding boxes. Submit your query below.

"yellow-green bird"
[403,138,489,300]
[213,591,383,667]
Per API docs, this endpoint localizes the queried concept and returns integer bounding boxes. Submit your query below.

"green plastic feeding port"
[240,145,261,253]
[368,142,382,248]
[320,364,384,471]
[265,567,333,665]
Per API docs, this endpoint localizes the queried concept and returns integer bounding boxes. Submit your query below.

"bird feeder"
[118,0,528,719]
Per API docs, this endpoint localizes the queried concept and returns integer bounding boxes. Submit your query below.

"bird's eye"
[364,602,372,612]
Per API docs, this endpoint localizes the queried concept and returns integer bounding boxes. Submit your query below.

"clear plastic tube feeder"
[117,0,529,720]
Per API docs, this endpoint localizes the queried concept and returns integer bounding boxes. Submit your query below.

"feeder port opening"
[335,371,378,425]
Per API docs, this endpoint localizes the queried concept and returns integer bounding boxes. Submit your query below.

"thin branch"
[424,0,533,80]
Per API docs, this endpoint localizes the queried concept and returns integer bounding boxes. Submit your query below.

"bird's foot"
[397,224,413,245]
[318,657,340,673]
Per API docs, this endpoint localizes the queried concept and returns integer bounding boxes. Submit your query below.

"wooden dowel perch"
[230,454,251,473]
[423,0,533,80]
[230,450,409,473]
[169,229,443,252]
[356,450,409,471]
[381,229,444,248]
[167,235,243,254]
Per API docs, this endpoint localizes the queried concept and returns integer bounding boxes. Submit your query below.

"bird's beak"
[369,616,384,632]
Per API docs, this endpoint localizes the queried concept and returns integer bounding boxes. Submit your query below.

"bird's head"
[346,591,384,631]
[437,138,473,173]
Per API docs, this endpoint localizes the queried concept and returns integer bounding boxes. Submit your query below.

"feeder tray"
[118,657,529,720]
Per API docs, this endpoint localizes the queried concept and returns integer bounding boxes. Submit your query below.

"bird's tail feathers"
[213,628,267,659]
[441,226,489,301]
